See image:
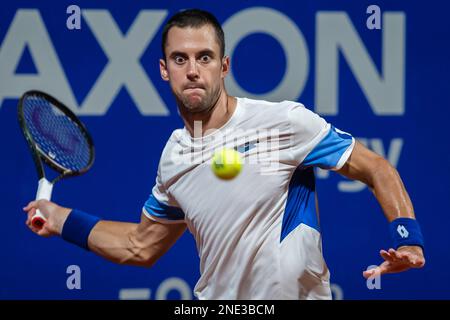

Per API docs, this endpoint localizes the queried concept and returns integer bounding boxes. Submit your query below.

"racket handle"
[32,178,54,230]
[32,209,47,229]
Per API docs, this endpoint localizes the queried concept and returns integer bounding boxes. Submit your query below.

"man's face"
[160,25,229,113]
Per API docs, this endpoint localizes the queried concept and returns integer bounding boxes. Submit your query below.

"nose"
[187,60,199,81]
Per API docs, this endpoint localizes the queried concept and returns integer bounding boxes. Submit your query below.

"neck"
[180,90,237,137]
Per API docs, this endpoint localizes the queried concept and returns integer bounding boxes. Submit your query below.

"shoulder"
[237,97,307,126]
[239,97,301,110]
[286,102,326,129]
[158,128,185,163]
[167,128,186,145]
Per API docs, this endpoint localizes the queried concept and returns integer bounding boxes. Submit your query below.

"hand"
[363,246,425,279]
[23,200,72,237]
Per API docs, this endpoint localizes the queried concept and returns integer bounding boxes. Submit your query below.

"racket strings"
[22,96,91,171]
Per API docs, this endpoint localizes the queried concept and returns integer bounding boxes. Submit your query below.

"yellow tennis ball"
[211,148,242,180]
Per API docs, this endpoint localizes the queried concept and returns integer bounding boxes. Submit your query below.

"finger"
[391,249,411,263]
[388,248,402,262]
[380,250,395,262]
[23,201,38,211]
[375,259,408,276]
[412,257,426,268]
[363,266,381,279]
[37,228,50,238]
[26,208,36,225]
[396,250,414,263]
[397,251,425,267]
[28,223,40,234]
[376,262,393,275]
[363,268,379,279]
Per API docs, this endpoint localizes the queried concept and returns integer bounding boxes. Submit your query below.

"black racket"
[18,90,95,230]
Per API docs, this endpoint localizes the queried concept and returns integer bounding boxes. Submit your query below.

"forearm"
[25,201,185,268]
[365,160,425,272]
[337,142,416,222]
[345,151,425,250]
[87,221,152,267]
[369,159,415,222]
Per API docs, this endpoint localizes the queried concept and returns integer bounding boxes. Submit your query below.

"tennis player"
[23,9,425,299]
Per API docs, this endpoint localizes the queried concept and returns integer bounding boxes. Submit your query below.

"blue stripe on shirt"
[144,193,185,221]
[281,167,319,242]
[302,126,353,169]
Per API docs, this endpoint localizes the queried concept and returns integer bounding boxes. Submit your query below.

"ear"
[160,59,169,81]
[221,55,230,79]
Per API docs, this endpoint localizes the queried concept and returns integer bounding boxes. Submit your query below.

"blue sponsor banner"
[1,0,449,299]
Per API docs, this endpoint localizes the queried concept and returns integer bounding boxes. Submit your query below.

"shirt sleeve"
[288,103,355,170]
[142,166,185,224]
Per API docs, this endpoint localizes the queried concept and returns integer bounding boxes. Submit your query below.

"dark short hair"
[161,9,225,60]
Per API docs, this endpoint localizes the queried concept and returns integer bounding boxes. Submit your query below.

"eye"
[174,56,185,64]
[199,55,211,63]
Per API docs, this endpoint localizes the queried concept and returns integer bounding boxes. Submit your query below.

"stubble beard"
[177,85,222,114]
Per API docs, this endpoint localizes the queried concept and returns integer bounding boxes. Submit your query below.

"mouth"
[184,84,205,91]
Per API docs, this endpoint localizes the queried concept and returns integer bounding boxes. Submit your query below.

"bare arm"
[23,200,186,267]
[336,141,414,222]
[336,141,425,277]
[88,213,186,267]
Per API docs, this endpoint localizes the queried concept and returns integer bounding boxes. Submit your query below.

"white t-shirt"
[143,97,355,299]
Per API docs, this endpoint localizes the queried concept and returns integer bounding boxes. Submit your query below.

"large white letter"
[155,277,192,300]
[81,10,168,115]
[315,12,405,115]
[223,7,309,102]
[0,9,77,109]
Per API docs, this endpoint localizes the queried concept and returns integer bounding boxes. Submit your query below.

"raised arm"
[336,141,425,278]
[23,200,186,267]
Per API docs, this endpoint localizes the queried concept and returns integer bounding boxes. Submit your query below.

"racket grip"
[32,178,54,230]
[32,209,47,229]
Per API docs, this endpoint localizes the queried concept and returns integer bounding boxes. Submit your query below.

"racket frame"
[18,90,95,180]
[17,90,95,229]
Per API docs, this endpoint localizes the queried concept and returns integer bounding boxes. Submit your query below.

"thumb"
[363,263,387,279]
[23,200,39,212]
[363,269,374,279]
[363,267,379,279]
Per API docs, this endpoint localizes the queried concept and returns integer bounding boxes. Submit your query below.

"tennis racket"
[18,90,95,230]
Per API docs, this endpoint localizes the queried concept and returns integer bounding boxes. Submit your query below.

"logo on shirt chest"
[235,140,258,153]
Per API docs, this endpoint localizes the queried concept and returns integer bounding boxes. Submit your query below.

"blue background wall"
[1,0,449,299]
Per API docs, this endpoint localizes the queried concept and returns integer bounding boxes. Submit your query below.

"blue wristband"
[389,218,424,250]
[61,209,101,250]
